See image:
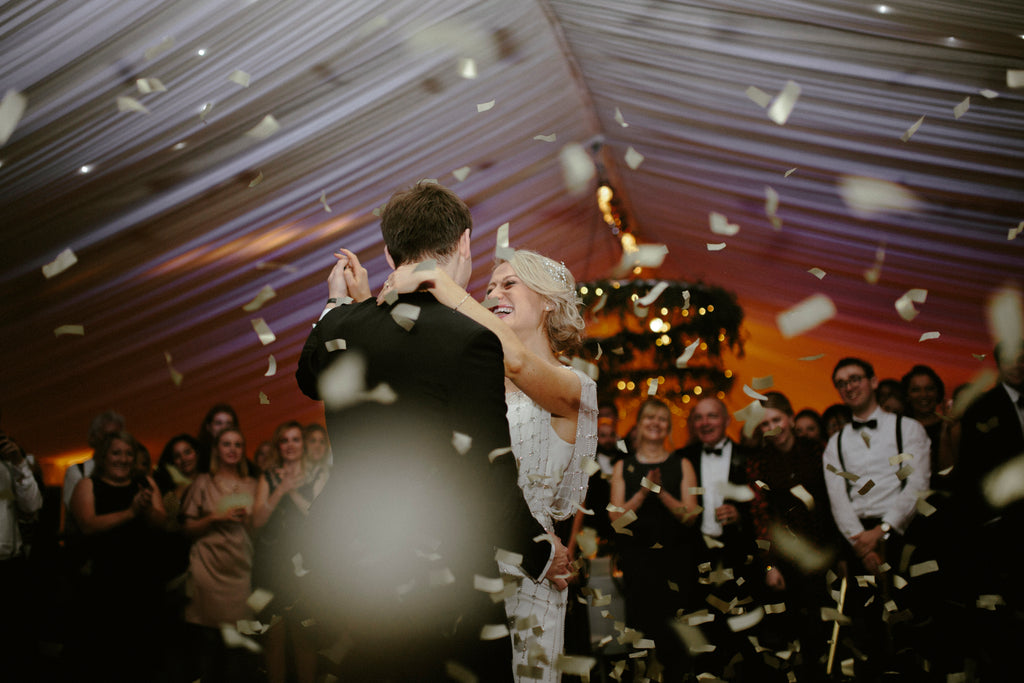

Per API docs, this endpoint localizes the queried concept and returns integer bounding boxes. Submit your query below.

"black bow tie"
[851,419,878,430]
[703,447,723,456]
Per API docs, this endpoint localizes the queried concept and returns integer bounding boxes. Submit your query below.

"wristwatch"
[879,521,892,540]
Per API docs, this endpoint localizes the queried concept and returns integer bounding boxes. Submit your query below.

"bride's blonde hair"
[500,250,585,356]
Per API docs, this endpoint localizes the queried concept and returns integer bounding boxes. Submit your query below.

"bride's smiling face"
[486,262,548,337]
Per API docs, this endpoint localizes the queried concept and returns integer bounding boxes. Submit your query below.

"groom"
[295,181,568,682]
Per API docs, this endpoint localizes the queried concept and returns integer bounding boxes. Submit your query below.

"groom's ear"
[384,246,396,270]
[458,229,472,259]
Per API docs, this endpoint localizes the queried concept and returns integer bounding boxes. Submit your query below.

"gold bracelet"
[453,292,471,311]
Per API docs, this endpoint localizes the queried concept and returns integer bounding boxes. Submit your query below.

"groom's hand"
[544,537,570,590]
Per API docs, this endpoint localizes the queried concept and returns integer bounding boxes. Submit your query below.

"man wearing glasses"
[821,357,930,679]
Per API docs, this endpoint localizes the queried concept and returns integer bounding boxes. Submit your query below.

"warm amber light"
[693,386,703,395]
[649,318,663,332]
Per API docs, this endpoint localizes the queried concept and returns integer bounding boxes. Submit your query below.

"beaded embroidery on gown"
[499,365,598,682]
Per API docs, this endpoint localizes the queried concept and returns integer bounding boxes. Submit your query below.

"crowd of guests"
[1,341,1021,683]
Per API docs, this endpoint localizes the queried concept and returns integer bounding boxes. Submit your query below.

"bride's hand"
[335,248,371,302]
[377,262,446,305]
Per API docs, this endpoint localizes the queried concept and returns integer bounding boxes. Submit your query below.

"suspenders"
[836,414,905,496]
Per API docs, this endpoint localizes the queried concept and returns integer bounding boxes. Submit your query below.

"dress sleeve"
[180,475,207,520]
[547,368,598,522]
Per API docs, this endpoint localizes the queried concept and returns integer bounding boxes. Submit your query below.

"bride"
[381,248,598,682]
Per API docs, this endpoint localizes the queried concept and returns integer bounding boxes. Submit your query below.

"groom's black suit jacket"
[296,293,548,681]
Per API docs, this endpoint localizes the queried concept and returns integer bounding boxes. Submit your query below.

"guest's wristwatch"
[879,521,892,540]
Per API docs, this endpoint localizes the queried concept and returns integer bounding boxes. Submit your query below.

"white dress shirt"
[700,438,733,537]
[1002,383,1024,436]
[822,407,931,542]
[1,459,43,560]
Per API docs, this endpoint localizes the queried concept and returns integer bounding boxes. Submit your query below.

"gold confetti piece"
[982,454,1024,508]
[494,222,514,261]
[444,661,478,683]
[54,324,84,337]
[0,89,27,146]
[221,624,262,653]
[251,318,276,345]
[764,603,786,614]
[979,89,999,99]
[752,375,773,391]
[638,281,669,306]
[839,176,918,218]
[634,638,656,649]
[247,588,274,613]
[719,479,756,503]
[646,377,659,396]
[915,496,937,517]
[390,302,421,331]
[559,142,596,195]
[1008,222,1023,240]
[861,431,871,448]
[292,553,309,577]
[733,400,767,438]
[895,288,927,321]
[908,560,939,577]
[319,190,332,212]
[675,339,701,368]
[455,57,478,80]
[249,171,264,187]
[976,416,999,433]
[857,479,875,496]
[820,607,852,625]
[246,114,280,139]
[42,247,78,278]
[864,243,886,283]
[480,623,509,640]
[476,100,495,112]
[808,267,826,280]
[259,391,270,405]
[533,133,557,142]
[451,166,471,182]
[117,96,150,114]
[144,36,175,61]
[555,655,596,676]
[977,595,1005,610]
[789,484,814,510]
[612,243,668,277]
[767,80,801,125]
[612,106,630,127]
[889,453,912,466]
[892,574,908,590]
[634,302,649,317]
[765,186,782,230]
[900,115,925,142]
[496,548,523,566]
[611,509,637,535]
[264,355,277,377]
[953,97,970,120]
[242,284,276,312]
[745,85,772,108]
[452,431,472,455]
[199,102,214,123]
[709,212,740,236]
[1008,70,1024,88]
[799,353,825,361]
[989,287,1023,368]
[325,339,346,352]
[236,619,268,635]
[919,330,940,341]
[641,476,662,494]
[743,384,768,401]
[777,293,836,338]
[707,242,726,251]
[229,70,251,87]
[784,167,797,177]
[164,351,184,387]
[135,77,167,94]
[727,607,765,632]
[624,146,644,170]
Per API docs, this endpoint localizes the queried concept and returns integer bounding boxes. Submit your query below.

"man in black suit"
[295,182,568,682]
[952,340,1024,680]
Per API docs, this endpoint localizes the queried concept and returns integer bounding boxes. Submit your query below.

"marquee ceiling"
[2,0,1022,465]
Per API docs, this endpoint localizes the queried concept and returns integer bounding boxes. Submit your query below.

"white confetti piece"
[259,392,270,405]
[982,454,1024,509]
[229,70,251,87]
[144,36,175,61]
[764,603,786,614]
[325,339,346,352]
[675,339,701,368]
[767,80,801,125]
[135,77,166,94]
[116,96,150,114]
[765,186,782,229]
[495,222,514,260]
[743,384,768,401]
[719,479,756,503]
[988,287,1023,368]
[1008,70,1024,88]
[265,355,277,377]
[456,57,477,80]
[42,248,78,278]
[790,484,815,510]
[559,142,596,195]
[292,553,309,577]
[242,284,276,312]
[248,171,264,187]
[199,102,214,123]
[1008,222,1023,240]
[319,190,332,212]
[807,267,826,280]
[799,353,825,361]
[164,351,183,387]
[709,212,740,236]
[555,655,596,676]
[641,476,662,494]
[221,624,262,653]
[476,100,495,113]
[624,146,644,170]
[706,242,726,251]
[54,324,84,337]
[953,97,970,120]
[727,606,765,632]
[533,133,556,142]
[900,115,925,142]
[452,166,471,182]
[611,509,637,535]
[784,167,797,177]
[251,318,276,345]
[777,294,836,338]
[638,282,669,306]
[864,244,886,283]
[247,588,274,613]
[613,243,668,275]
[390,302,421,331]
[745,85,772,108]
[839,176,918,218]
[647,378,659,396]
[0,89,27,146]
[895,288,927,321]
[908,560,939,577]
[474,575,505,593]
[919,331,940,342]
[979,89,999,99]
[752,375,773,391]
[246,114,280,139]
[613,107,629,127]
[452,431,472,455]
[480,623,509,640]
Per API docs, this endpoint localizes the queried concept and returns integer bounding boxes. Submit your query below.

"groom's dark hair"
[380,182,473,266]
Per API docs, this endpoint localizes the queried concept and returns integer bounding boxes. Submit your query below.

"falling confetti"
[900,115,925,142]
[246,114,280,139]
[164,351,183,387]
[919,331,940,342]
[259,392,270,405]
[559,142,595,195]
[319,190,332,212]
[709,212,740,236]
[614,107,629,127]
[42,248,78,278]
[777,294,836,338]
[229,70,251,87]
[242,284,276,312]
[624,146,644,170]
[452,166,471,182]
[533,133,557,142]
[675,339,701,368]
[116,96,150,114]
[390,303,421,331]
[476,100,495,112]
[895,288,928,321]
[54,324,84,337]
[251,318,276,345]
[745,85,772,108]
[808,267,826,280]
[144,36,175,61]
[767,80,801,125]
[0,89,27,146]
[953,97,970,120]
[495,222,514,260]
[135,78,166,94]
[706,242,727,251]
[265,355,277,376]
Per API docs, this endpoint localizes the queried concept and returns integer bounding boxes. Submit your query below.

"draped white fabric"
[1,0,1021,460]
